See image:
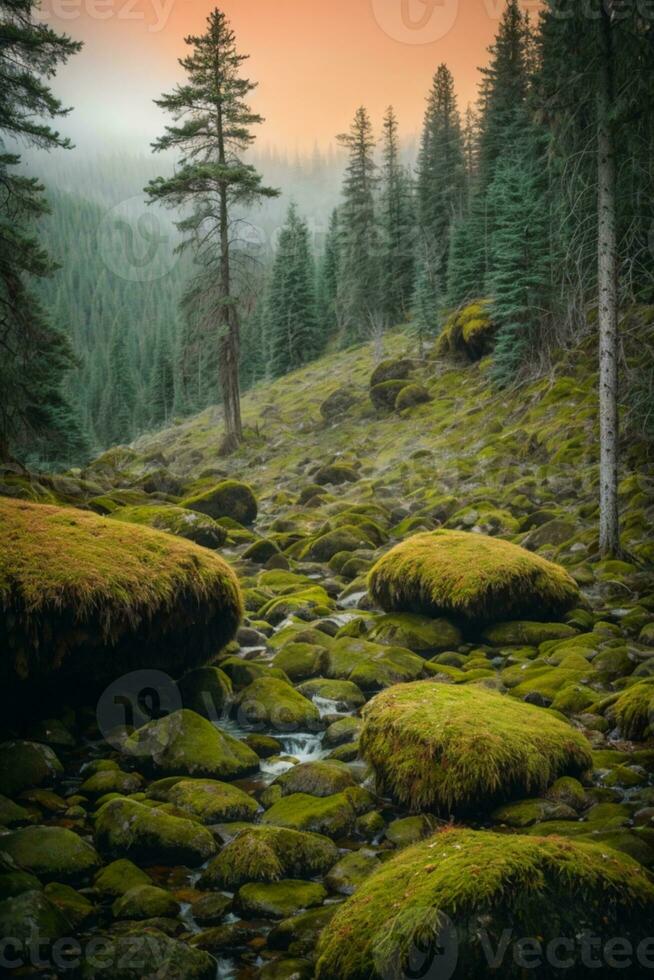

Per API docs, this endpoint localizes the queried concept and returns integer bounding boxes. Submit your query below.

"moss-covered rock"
[178,666,233,719]
[43,881,95,927]
[320,387,360,421]
[243,537,281,562]
[79,768,144,798]
[260,958,313,980]
[259,585,335,624]
[190,892,232,926]
[368,530,579,625]
[1,826,100,883]
[435,300,496,361]
[324,716,362,747]
[112,884,180,920]
[94,797,217,866]
[370,379,408,411]
[79,931,216,980]
[366,613,462,653]
[93,859,152,898]
[147,777,258,823]
[490,797,577,827]
[0,794,31,827]
[112,504,228,549]
[200,825,338,889]
[320,637,427,690]
[267,905,338,955]
[360,681,592,813]
[315,829,654,980]
[297,678,365,709]
[0,889,71,948]
[482,621,578,646]
[325,849,380,894]
[237,677,320,730]
[609,679,654,740]
[236,879,327,919]
[395,383,431,411]
[314,464,359,486]
[261,788,375,838]
[0,499,243,696]
[384,813,441,847]
[269,760,357,798]
[0,740,63,797]
[182,479,257,525]
[302,526,372,561]
[122,709,258,779]
[369,358,414,387]
[272,642,326,681]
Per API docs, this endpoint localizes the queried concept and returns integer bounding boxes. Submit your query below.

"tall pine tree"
[146,8,278,453]
[379,107,415,326]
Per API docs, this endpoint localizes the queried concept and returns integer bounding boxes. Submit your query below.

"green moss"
[315,829,654,980]
[297,678,365,709]
[269,760,357,798]
[0,740,63,797]
[611,679,654,740]
[112,504,227,548]
[369,358,414,387]
[360,681,592,813]
[301,526,373,561]
[93,859,152,898]
[94,797,217,866]
[147,777,259,823]
[112,884,179,921]
[178,666,233,719]
[370,379,408,411]
[262,788,375,838]
[2,826,100,883]
[385,814,441,847]
[366,613,462,653]
[395,384,431,411]
[237,879,327,919]
[182,479,258,525]
[490,797,577,828]
[368,531,579,625]
[482,621,578,646]
[123,709,259,779]
[321,637,426,690]
[272,643,326,681]
[200,825,338,889]
[0,498,243,690]
[243,537,281,562]
[435,300,496,361]
[259,586,335,624]
[0,889,71,945]
[79,769,143,798]
[237,676,320,729]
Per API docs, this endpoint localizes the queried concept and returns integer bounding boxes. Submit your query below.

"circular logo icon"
[96,669,182,750]
[373,909,458,980]
[371,0,460,44]
[97,195,178,283]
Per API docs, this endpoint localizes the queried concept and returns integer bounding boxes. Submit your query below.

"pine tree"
[336,107,381,345]
[317,207,341,340]
[146,8,278,453]
[415,65,466,295]
[487,136,550,387]
[0,0,85,465]
[150,330,175,428]
[266,202,319,377]
[411,261,439,353]
[379,107,415,325]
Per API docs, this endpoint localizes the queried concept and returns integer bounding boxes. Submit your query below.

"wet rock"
[236,879,327,919]
[94,798,217,866]
[147,777,259,823]
[2,826,100,883]
[112,884,180,921]
[190,892,232,926]
[266,761,357,799]
[367,613,462,653]
[178,666,233,720]
[237,677,321,730]
[325,848,380,894]
[260,958,314,980]
[261,787,375,838]
[297,678,365,710]
[93,859,152,898]
[384,814,441,847]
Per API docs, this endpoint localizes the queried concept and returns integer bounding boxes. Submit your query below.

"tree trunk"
[597,3,620,557]
[216,96,242,452]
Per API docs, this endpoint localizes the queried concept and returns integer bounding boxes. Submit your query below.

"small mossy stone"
[93,859,152,898]
[369,358,414,387]
[482,621,578,646]
[43,882,95,927]
[112,884,180,921]
[272,643,326,681]
[191,892,232,926]
[297,678,365,710]
[267,904,338,955]
[384,814,441,847]
[0,740,63,797]
[147,777,259,823]
[262,788,375,838]
[370,379,408,411]
[325,849,380,895]
[94,797,217,866]
[491,798,578,828]
[178,667,233,720]
[271,761,357,798]
[2,826,100,883]
[0,794,32,827]
[199,825,338,889]
[122,709,258,780]
[79,769,144,798]
[320,386,360,421]
[182,479,258,525]
[79,932,216,980]
[314,464,359,487]
[545,777,588,812]
[360,681,592,814]
[368,530,579,626]
[367,613,462,653]
[236,879,327,919]
[112,504,228,549]
[243,538,281,563]
[315,829,654,980]
[324,716,362,747]
[0,870,42,900]
[237,677,320,730]
[395,383,431,411]
[243,733,283,758]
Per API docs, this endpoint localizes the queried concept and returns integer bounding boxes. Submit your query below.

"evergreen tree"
[146,8,278,453]
[487,136,550,387]
[336,107,381,344]
[267,202,319,377]
[415,65,466,294]
[379,107,415,325]
[150,329,175,428]
[317,207,341,339]
[0,0,86,465]
[411,261,439,353]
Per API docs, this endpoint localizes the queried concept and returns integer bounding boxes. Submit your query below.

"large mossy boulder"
[434,300,496,361]
[94,797,217,866]
[315,829,654,980]
[122,709,259,779]
[112,504,227,549]
[182,480,258,526]
[0,499,243,697]
[368,530,579,626]
[261,788,375,838]
[369,358,414,388]
[1,826,100,883]
[200,825,338,889]
[236,677,321,730]
[360,681,592,813]
[79,931,216,980]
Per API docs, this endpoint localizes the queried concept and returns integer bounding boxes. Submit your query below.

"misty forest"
[1,1,654,978]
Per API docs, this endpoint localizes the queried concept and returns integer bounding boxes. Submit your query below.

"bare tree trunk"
[216,96,242,453]
[597,3,620,557]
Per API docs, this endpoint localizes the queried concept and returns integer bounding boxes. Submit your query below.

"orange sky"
[41,0,542,152]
